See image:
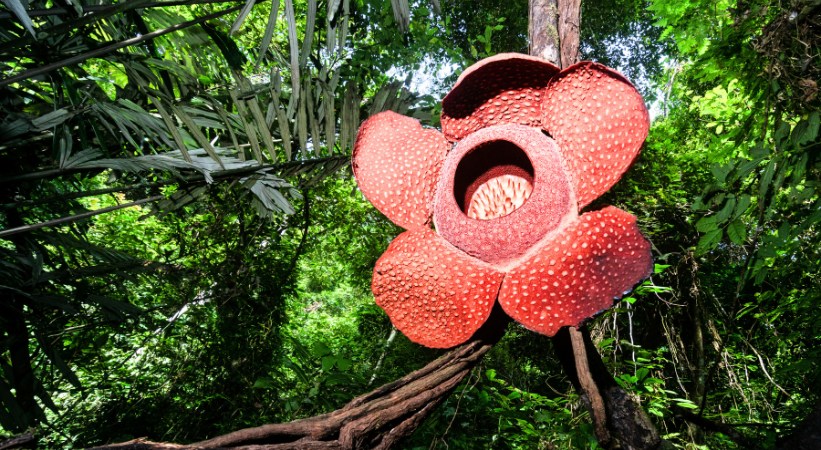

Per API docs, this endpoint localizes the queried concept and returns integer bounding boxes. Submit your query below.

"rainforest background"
[0,0,819,448]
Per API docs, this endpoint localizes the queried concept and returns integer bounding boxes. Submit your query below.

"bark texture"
[529,0,560,65]
[557,0,581,66]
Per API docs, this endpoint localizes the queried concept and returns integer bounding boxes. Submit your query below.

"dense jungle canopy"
[0,0,819,448]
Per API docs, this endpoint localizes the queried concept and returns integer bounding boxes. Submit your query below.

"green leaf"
[732,194,751,220]
[759,159,776,202]
[796,112,819,145]
[714,195,736,223]
[674,398,699,409]
[253,377,276,389]
[229,0,258,35]
[710,161,733,184]
[735,156,766,182]
[697,228,722,253]
[311,341,331,357]
[726,220,746,245]
[335,358,352,371]
[321,355,336,371]
[774,121,790,145]
[695,216,717,232]
[31,108,72,131]
[2,0,36,36]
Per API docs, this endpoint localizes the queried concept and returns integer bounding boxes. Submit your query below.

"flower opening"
[454,140,535,220]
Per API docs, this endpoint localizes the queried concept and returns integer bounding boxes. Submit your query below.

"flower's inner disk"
[453,140,535,221]
[467,175,533,220]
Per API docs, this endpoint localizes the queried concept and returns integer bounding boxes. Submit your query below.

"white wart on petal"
[442,53,560,143]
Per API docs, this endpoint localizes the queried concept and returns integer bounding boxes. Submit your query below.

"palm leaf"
[256,0,281,66]
[284,0,301,116]
[171,105,225,170]
[270,69,293,160]
[229,0,259,35]
[149,96,193,163]
[297,81,309,157]
[306,78,322,156]
[230,89,265,163]
[300,0,317,67]
[247,96,280,163]
[1,0,35,36]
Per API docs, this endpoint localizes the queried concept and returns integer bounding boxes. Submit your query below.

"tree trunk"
[529,2,664,449]
[528,0,560,63]
[553,328,664,450]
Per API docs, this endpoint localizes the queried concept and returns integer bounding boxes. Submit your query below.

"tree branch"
[89,305,510,449]
[569,326,611,445]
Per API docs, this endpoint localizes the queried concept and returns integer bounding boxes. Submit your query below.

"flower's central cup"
[434,124,577,266]
[454,140,535,221]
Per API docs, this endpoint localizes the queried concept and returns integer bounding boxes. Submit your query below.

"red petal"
[372,229,504,348]
[498,206,652,337]
[441,53,560,143]
[541,62,649,208]
[353,111,448,230]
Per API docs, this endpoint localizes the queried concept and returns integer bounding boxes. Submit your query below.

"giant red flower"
[352,53,653,348]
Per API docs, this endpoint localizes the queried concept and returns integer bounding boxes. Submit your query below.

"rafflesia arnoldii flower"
[352,53,653,348]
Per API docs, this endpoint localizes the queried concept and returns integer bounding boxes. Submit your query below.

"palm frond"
[1,0,35,36]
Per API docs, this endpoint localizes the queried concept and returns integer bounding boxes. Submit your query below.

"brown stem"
[569,326,611,445]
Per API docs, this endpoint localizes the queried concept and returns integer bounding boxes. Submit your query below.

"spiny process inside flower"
[467,174,534,220]
[454,140,535,221]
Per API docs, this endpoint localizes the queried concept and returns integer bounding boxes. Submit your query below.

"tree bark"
[557,0,581,66]
[529,0,560,64]
[529,0,580,67]
[553,328,663,450]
